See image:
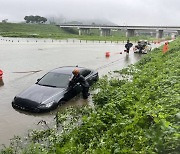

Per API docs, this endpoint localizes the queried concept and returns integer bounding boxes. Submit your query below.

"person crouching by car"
[125,40,133,54]
[69,68,90,99]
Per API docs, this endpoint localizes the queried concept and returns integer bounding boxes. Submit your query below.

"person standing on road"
[125,39,133,54]
[69,68,90,99]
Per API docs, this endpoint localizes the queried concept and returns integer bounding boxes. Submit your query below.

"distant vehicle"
[12,66,99,113]
[133,40,152,54]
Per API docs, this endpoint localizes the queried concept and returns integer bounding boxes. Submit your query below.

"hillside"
[0,22,77,38]
[0,22,155,41]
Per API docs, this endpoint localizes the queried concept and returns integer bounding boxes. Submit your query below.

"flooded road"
[0,37,161,146]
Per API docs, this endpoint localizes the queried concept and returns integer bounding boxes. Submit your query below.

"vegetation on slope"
[0,23,75,38]
[0,22,158,41]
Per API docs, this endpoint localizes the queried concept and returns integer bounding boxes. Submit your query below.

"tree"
[24,16,30,23]
[41,17,47,23]
[24,15,47,23]
[2,19,8,23]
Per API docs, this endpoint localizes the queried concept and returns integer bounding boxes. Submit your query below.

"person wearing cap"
[69,68,90,99]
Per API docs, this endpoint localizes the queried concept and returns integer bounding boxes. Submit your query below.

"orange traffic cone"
[105,51,110,57]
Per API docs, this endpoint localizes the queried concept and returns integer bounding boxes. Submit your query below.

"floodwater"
[0,37,161,147]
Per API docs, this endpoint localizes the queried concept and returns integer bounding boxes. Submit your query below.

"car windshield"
[37,72,71,88]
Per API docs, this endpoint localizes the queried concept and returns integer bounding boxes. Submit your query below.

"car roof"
[138,40,148,42]
[49,66,89,74]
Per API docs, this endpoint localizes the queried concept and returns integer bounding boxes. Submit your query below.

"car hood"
[16,84,65,104]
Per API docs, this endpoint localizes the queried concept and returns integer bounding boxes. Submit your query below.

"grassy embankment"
[1,37,179,153]
[0,22,158,41]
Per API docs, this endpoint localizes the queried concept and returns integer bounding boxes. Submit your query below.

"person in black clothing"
[125,40,133,54]
[69,68,90,99]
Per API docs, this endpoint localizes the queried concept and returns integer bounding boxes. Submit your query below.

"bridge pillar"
[126,29,135,37]
[78,28,90,35]
[156,30,163,38]
[177,30,180,35]
[150,32,153,37]
[78,29,81,35]
[100,28,111,36]
[171,33,176,39]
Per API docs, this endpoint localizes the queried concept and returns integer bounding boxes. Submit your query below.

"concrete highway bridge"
[58,24,180,38]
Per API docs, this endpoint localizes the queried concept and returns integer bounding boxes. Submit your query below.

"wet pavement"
[0,37,162,146]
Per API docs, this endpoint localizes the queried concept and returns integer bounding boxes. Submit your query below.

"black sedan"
[12,66,99,112]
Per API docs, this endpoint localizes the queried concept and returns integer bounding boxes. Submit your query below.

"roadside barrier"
[0,38,125,44]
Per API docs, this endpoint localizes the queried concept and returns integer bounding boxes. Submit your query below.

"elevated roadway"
[58,24,180,38]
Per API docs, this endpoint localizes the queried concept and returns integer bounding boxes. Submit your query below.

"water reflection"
[125,54,130,62]
[13,72,42,81]
[133,53,143,60]
[0,79,4,86]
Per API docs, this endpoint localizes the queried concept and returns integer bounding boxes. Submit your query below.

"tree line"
[24,15,47,23]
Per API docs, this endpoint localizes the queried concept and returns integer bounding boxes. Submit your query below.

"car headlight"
[38,100,55,109]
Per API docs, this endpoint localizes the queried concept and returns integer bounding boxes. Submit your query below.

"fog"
[0,0,180,26]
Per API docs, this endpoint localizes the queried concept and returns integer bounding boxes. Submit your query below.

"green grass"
[0,22,76,39]
[0,22,158,41]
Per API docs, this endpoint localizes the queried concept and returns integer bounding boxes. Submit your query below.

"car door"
[81,69,98,86]
[63,78,82,100]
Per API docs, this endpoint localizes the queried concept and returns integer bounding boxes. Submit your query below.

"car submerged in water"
[12,66,99,113]
[133,40,152,54]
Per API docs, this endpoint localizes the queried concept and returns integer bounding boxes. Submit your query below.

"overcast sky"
[0,0,179,25]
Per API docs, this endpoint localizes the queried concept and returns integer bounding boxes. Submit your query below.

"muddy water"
[0,37,161,146]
